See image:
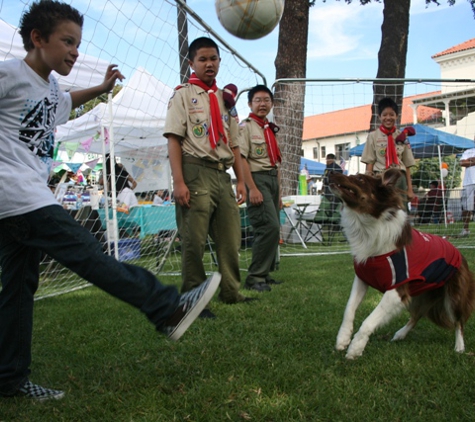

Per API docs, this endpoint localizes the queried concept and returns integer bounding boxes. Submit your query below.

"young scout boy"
[164,37,254,318]
[361,97,416,208]
[240,85,283,293]
[0,0,219,401]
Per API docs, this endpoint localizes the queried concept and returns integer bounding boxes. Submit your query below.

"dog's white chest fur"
[340,206,407,263]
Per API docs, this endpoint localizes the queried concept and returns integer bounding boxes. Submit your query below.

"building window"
[321,146,326,159]
[313,147,319,160]
[335,143,350,161]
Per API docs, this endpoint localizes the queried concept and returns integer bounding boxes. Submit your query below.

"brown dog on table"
[330,169,475,359]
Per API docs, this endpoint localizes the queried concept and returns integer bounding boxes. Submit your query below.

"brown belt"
[182,156,227,172]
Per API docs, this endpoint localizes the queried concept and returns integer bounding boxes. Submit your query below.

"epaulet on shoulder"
[239,118,251,127]
[174,83,190,91]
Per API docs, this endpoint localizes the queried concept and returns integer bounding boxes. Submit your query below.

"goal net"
[275,78,475,258]
[1,2,474,300]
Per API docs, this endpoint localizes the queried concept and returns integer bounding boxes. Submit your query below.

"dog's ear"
[382,168,403,187]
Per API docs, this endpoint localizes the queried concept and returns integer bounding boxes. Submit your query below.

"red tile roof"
[303,92,442,140]
[432,38,475,59]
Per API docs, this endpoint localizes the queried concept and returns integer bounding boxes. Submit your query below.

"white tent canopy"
[56,67,174,191]
[0,19,110,91]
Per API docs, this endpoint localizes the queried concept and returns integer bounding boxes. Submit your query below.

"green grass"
[3,252,475,421]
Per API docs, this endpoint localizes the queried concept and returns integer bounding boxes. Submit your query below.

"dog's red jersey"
[354,229,462,296]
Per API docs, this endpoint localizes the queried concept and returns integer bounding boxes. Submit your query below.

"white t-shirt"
[0,59,71,219]
[117,187,139,208]
[461,148,475,187]
[153,195,164,205]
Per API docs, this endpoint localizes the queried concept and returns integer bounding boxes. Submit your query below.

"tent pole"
[437,145,448,228]
[107,92,120,260]
[101,126,112,256]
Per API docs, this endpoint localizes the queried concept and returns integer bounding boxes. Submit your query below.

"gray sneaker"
[14,380,65,401]
[162,272,221,341]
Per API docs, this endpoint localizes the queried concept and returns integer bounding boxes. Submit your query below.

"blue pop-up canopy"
[349,124,475,159]
[299,157,326,175]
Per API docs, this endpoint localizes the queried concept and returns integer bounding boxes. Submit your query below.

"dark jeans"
[0,205,179,395]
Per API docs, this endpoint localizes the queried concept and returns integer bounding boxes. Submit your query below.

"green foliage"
[3,252,475,421]
[69,84,123,120]
[325,0,475,17]
[411,155,461,188]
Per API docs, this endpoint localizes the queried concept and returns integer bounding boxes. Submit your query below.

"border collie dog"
[330,169,475,359]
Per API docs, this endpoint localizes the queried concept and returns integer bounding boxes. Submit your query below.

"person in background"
[322,153,343,212]
[100,154,138,208]
[240,85,283,293]
[418,181,444,224]
[164,37,253,318]
[361,97,416,210]
[153,189,165,205]
[460,147,475,236]
[0,0,220,401]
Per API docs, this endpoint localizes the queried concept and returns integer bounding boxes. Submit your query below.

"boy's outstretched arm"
[70,64,125,109]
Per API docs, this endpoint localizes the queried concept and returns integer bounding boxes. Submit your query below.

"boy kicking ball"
[0,0,220,401]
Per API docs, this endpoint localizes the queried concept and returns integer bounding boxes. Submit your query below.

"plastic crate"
[113,238,141,261]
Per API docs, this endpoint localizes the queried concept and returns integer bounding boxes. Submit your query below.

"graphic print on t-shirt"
[19,96,57,159]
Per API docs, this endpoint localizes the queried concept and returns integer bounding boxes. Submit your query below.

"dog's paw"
[391,330,407,342]
[335,339,350,351]
[345,334,368,359]
[345,348,362,360]
[345,341,365,359]
[336,328,352,351]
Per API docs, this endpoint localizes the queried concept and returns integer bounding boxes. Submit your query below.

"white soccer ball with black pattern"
[215,0,285,40]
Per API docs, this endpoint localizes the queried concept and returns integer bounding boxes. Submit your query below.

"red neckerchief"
[249,113,282,166]
[380,125,398,168]
[188,73,226,148]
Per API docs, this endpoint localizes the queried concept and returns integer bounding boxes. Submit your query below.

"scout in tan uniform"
[361,97,416,208]
[164,37,252,317]
[240,85,283,292]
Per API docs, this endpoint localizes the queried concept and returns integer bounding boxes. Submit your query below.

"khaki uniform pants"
[176,163,244,303]
[245,172,280,285]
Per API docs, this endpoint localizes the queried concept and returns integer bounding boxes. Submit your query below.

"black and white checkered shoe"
[16,380,65,401]
[162,272,221,341]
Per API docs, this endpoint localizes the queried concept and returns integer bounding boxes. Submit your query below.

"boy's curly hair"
[19,0,83,51]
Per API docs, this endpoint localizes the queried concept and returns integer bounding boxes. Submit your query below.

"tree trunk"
[274,0,311,196]
[370,0,411,130]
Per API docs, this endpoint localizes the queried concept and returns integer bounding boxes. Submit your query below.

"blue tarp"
[349,124,475,159]
[299,157,326,175]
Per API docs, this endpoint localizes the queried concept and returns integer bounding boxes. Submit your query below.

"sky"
[1,0,474,96]
[188,0,475,84]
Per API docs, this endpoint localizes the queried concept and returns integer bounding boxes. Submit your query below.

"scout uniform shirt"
[163,83,241,169]
[361,127,416,173]
[240,117,279,172]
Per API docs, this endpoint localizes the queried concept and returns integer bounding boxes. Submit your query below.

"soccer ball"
[215,0,285,40]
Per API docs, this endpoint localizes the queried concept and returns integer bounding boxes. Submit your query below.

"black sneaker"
[265,277,283,285]
[162,273,221,340]
[199,309,216,318]
[14,380,64,401]
[244,282,271,292]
